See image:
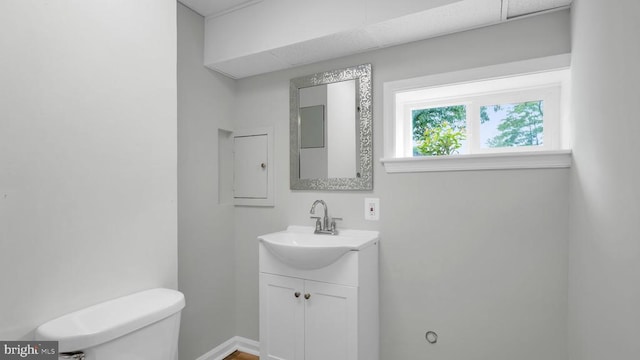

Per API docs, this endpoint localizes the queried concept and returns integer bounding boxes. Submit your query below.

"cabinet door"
[234,134,268,199]
[260,273,305,360]
[304,280,358,360]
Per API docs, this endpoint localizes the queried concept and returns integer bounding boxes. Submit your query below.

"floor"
[223,351,259,360]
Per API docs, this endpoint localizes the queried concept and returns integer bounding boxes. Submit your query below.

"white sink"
[258,226,379,270]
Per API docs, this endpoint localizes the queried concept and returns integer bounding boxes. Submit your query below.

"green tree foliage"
[412,106,466,156]
[412,106,466,141]
[485,101,544,147]
[411,101,544,155]
[480,105,500,124]
[416,122,466,156]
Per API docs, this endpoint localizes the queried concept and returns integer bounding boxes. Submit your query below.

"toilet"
[35,288,185,360]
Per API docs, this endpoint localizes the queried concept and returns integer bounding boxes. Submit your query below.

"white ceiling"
[507,0,572,17]
[180,0,260,18]
[180,0,572,78]
[180,0,571,19]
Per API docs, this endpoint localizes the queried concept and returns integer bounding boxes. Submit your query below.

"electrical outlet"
[364,198,380,221]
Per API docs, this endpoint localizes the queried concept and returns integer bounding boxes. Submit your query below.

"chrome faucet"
[310,200,341,235]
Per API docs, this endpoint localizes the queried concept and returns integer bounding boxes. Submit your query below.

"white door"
[260,274,305,360]
[304,280,358,360]
[234,134,268,199]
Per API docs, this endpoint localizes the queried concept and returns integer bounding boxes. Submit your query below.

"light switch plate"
[364,198,380,221]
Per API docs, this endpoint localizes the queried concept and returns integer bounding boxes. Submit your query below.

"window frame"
[382,54,572,173]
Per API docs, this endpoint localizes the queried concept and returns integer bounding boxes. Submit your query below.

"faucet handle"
[330,217,342,231]
[310,216,322,231]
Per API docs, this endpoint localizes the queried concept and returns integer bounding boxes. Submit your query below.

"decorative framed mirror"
[290,64,373,190]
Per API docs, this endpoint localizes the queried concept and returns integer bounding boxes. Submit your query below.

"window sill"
[380,150,572,173]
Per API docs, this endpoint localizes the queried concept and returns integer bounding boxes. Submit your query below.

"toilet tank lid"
[35,288,185,352]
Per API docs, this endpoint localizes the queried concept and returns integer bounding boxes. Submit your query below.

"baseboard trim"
[194,336,259,360]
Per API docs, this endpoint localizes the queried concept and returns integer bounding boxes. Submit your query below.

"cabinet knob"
[294,292,301,298]
[304,293,311,300]
[261,163,266,169]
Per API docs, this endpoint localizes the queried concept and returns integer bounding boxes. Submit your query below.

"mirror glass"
[290,64,372,190]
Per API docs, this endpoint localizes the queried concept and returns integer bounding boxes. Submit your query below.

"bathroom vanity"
[258,226,379,360]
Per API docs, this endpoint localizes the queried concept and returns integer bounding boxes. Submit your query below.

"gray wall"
[0,0,177,340]
[233,10,571,360]
[568,1,640,359]
[177,3,237,360]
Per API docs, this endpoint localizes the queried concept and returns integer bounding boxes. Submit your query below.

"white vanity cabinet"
[258,230,379,360]
[260,274,358,360]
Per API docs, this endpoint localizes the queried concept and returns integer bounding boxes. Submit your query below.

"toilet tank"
[35,288,185,360]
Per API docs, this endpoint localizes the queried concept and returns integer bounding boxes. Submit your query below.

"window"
[382,55,572,172]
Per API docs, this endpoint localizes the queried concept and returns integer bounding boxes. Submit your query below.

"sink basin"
[258,226,379,270]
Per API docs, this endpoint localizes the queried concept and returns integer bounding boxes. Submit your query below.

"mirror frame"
[290,63,373,191]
